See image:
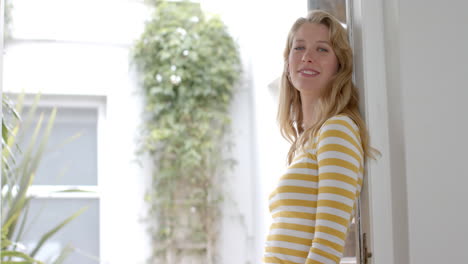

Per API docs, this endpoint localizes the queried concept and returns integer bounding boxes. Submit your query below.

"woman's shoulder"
[315,114,362,148]
[307,114,361,151]
[320,114,360,134]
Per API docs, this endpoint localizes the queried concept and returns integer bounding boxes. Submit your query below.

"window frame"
[8,92,107,261]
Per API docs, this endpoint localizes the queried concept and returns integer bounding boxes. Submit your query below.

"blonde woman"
[264,10,377,264]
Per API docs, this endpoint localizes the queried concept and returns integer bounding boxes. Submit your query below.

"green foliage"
[132,0,241,262]
[1,94,88,264]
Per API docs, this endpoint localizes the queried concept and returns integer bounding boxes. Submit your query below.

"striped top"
[263,115,364,264]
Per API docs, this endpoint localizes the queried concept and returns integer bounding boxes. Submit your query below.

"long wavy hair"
[278,10,379,164]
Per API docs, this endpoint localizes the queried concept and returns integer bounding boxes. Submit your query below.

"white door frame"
[349,0,408,263]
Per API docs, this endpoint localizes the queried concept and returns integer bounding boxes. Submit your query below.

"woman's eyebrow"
[294,39,331,45]
[317,40,332,45]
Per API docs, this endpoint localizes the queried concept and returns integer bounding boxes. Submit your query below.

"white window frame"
[10,93,107,262]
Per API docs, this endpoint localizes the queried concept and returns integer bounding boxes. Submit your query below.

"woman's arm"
[306,116,363,264]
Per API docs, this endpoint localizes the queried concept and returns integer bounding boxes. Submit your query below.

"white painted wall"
[357,0,468,263]
[399,1,468,263]
[379,0,410,263]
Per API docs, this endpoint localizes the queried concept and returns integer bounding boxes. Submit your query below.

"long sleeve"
[305,116,363,264]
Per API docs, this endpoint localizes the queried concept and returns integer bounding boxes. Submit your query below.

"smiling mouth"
[299,69,319,76]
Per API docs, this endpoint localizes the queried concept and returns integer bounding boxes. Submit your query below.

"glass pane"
[18,198,99,264]
[20,106,98,185]
[308,0,347,24]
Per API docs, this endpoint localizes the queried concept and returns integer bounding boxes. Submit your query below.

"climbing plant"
[132,1,241,263]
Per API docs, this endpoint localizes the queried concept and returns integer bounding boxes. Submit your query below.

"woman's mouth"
[299,69,319,77]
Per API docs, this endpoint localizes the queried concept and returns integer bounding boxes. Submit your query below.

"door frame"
[349,0,403,263]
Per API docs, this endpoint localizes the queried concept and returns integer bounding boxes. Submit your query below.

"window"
[14,95,105,264]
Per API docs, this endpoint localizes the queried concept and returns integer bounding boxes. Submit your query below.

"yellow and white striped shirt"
[263,115,364,264]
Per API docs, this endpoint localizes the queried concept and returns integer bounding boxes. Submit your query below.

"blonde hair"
[278,10,379,164]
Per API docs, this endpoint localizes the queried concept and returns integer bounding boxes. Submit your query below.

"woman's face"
[288,22,339,99]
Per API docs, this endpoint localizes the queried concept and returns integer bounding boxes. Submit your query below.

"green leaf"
[12,197,32,250]
[51,244,74,264]
[2,95,22,122]
[0,250,41,263]
[1,94,84,264]
[30,206,88,257]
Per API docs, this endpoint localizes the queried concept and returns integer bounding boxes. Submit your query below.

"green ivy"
[132,1,241,262]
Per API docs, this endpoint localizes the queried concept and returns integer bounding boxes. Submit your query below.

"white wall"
[399,1,468,263]
[381,0,409,263]
[359,0,468,263]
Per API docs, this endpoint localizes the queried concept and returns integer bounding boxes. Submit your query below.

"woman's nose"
[302,50,315,63]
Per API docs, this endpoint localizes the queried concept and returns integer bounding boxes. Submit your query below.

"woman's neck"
[301,96,318,130]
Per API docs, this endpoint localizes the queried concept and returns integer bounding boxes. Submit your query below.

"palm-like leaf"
[0,250,44,264]
[30,206,88,257]
[1,94,89,263]
[51,244,74,264]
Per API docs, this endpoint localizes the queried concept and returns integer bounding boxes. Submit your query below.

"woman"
[263,10,377,264]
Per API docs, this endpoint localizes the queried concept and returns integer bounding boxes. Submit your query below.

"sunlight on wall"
[11,0,149,45]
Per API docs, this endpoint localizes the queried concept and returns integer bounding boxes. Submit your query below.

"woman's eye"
[318,47,329,52]
[294,46,305,51]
